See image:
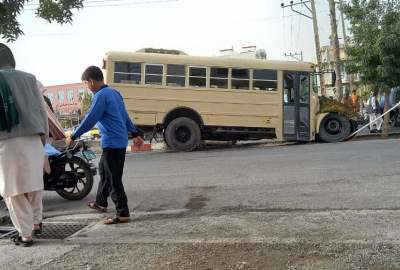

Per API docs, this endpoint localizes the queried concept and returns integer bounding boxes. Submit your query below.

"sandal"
[33,223,42,236]
[11,235,33,247]
[103,216,130,225]
[88,202,107,213]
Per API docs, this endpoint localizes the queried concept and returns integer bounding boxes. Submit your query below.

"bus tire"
[164,117,201,151]
[319,113,351,143]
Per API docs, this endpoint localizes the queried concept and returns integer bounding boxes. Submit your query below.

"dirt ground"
[37,242,400,270]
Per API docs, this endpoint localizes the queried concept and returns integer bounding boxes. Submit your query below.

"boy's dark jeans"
[96,147,129,217]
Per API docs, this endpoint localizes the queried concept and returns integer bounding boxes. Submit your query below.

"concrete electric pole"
[281,0,326,96]
[339,0,354,93]
[328,0,343,101]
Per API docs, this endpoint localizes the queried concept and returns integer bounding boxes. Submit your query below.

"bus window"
[232,68,249,90]
[284,73,295,104]
[299,74,309,104]
[253,69,277,91]
[145,64,163,85]
[189,67,207,88]
[311,73,319,94]
[114,62,141,84]
[166,64,185,87]
[210,67,228,89]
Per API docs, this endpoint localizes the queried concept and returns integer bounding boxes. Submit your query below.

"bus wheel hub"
[327,120,341,134]
[175,126,191,143]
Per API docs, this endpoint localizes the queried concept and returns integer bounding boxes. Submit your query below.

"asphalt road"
[42,138,400,218]
[2,139,400,270]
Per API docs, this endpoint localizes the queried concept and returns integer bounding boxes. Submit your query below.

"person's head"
[352,89,357,95]
[0,43,16,69]
[373,89,379,96]
[81,66,104,92]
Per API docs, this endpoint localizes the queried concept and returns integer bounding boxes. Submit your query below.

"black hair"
[81,66,104,81]
[0,43,16,69]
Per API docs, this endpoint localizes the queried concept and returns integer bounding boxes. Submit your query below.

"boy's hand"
[133,136,144,147]
[65,137,74,148]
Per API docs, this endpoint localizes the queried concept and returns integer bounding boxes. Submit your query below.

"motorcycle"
[45,139,97,200]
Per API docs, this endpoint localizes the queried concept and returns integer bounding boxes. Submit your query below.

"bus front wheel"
[319,113,351,143]
[164,117,201,151]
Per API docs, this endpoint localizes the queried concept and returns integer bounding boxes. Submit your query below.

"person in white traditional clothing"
[0,43,48,247]
[367,90,383,133]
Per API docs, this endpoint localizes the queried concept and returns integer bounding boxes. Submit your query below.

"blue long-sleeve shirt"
[72,85,138,148]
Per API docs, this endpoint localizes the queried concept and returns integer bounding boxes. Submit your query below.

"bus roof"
[105,51,315,71]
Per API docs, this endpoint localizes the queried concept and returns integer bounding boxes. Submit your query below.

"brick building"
[44,83,90,116]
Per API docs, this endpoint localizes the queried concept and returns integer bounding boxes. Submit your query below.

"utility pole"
[281,0,325,96]
[339,0,354,93]
[328,0,343,101]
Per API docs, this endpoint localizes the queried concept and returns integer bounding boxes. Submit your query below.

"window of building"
[231,68,249,90]
[253,69,278,91]
[189,67,206,88]
[58,91,65,103]
[145,64,163,85]
[67,90,74,103]
[114,62,141,84]
[210,67,228,89]
[166,64,185,87]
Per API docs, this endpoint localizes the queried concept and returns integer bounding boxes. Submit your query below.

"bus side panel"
[315,112,329,136]
[118,85,283,137]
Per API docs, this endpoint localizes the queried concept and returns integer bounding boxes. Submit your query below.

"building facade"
[320,44,360,98]
[44,83,90,116]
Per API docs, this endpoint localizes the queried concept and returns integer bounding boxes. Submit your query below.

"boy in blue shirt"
[67,66,143,224]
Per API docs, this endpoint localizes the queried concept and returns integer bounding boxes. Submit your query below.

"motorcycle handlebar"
[65,139,88,153]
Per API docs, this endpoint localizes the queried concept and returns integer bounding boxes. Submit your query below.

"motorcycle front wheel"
[56,157,94,200]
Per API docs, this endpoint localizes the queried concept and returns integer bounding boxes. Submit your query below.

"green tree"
[342,0,400,136]
[0,0,83,41]
[79,91,92,116]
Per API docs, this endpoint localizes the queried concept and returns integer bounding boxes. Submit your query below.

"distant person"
[367,90,382,133]
[0,43,48,247]
[341,91,353,110]
[351,89,360,113]
[66,66,143,224]
[379,94,386,114]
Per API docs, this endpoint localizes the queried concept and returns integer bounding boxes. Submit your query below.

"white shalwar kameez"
[0,135,44,237]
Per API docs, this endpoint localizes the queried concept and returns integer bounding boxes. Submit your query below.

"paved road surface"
[43,139,400,217]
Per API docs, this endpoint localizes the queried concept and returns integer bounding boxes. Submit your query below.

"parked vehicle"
[0,140,96,202]
[104,50,357,151]
[44,139,97,200]
[90,127,100,139]
[67,126,100,140]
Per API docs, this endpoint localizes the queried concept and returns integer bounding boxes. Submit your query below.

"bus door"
[283,71,310,141]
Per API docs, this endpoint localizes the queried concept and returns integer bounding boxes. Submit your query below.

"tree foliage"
[79,91,92,116]
[342,0,400,93]
[0,0,83,41]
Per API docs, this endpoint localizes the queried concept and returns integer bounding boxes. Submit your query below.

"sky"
[1,0,338,86]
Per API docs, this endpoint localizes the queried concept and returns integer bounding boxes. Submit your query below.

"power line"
[25,0,178,10]
[282,5,287,53]
[297,4,302,45]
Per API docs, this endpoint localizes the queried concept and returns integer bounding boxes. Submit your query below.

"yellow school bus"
[103,50,357,151]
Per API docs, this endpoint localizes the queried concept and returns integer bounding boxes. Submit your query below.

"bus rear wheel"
[164,117,201,152]
[319,113,351,143]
